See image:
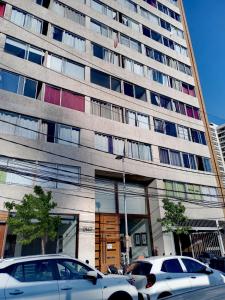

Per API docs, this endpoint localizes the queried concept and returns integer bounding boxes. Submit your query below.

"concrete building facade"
[0,0,224,269]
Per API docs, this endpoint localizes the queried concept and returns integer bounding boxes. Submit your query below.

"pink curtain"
[61,91,85,112]
[44,85,60,106]
[189,86,196,97]
[182,83,189,95]
[0,3,5,17]
[193,108,200,120]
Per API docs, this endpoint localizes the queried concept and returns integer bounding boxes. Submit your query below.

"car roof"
[133,255,198,264]
[0,254,84,269]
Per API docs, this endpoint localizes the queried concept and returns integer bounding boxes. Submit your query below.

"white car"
[0,254,139,300]
[125,256,225,300]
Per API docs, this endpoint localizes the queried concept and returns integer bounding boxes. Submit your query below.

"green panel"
[0,171,6,183]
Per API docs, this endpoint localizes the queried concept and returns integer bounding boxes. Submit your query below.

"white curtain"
[91,100,101,116]
[124,58,133,72]
[63,32,75,48]
[127,111,136,126]
[95,134,108,152]
[64,60,84,80]
[11,9,25,26]
[0,111,17,135]
[74,36,85,53]
[139,144,151,161]
[91,0,103,14]
[52,0,65,17]
[113,138,124,155]
[24,15,42,33]
[137,114,149,129]
[16,116,39,140]
[134,62,144,76]
[101,102,111,119]
[57,124,72,145]
[47,55,62,73]
[112,106,122,122]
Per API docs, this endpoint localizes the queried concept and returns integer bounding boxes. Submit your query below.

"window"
[165,121,177,137]
[92,43,119,66]
[151,92,160,106]
[91,69,110,89]
[203,158,212,172]
[182,258,205,273]
[128,141,152,161]
[52,0,85,25]
[170,150,182,167]
[124,82,134,97]
[52,26,85,53]
[91,0,116,19]
[177,126,190,141]
[182,153,190,168]
[5,37,44,65]
[120,34,141,53]
[91,19,117,39]
[186,184,202,200]
[120,14,140,32]
[12,261,54,282]
[174,182,185,199]
[35,0,50,8]
[141,7,159,25]
[159,148,170,164]
[0,69,39,99]
[95,133,125,155]
[161,259,183,273]
[122,57,144,76]
[91,99,123,122]
[0,111,39,140]
[11,8,46,34]
[44,85,85,112]
[57,259,91,280]
[47,54,85,81]
[154,118,164,133]
[127,111,149,129]
[135,85,146,101]
[0,2,5,17]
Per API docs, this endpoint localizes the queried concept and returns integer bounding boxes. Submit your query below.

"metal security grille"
[190,232,221,258]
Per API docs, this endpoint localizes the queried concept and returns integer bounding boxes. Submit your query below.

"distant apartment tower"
[0,0,224,269]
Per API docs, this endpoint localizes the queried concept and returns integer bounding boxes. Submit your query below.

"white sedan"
[0,254,139,300]
[125,256,225,300]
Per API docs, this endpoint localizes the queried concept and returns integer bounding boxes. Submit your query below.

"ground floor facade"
[0,174,225,273]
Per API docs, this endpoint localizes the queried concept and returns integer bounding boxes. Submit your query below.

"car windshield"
[125,262,152,276]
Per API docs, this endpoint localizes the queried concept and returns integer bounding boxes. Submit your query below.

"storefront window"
[4,215,78,258]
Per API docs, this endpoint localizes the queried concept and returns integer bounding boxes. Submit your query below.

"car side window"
[12,260,55,282]
[182,258,205,273]
[161,259,183,273]
[57,259,91,280]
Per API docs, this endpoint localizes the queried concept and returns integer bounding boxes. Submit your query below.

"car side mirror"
[204,267,213,275]
[86,271,98,284]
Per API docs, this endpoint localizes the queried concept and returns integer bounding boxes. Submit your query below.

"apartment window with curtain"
[0,110,39,140]
[91,69,121,93]
[11,8,47,35]
[170,150,182,167]
[177,125,190,141]
[91,99,123,122]
[118,0,137,12]
[159,148,170,164]
[122,57,144,76]
[47,54,85,81]
[91,0,117,19]
[92,43,120,66]
[0,1,6,17]
[51,0,85,25]
[120,34,141,53]
[128,141,152,161]
[90,19,117,39]
[95,133,125,155]
[4,37,44,65]
[119,14,140,32]
[126,110,150,129]
[52,26,85,53]
[35,0,50,8]
[140,7,159,25]
[44,84,85,112]
[43,121,80,146]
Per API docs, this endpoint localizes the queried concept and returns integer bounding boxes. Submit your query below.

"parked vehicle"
[163,284,225,300]
[0,254,139,300]
[125,256,225,300]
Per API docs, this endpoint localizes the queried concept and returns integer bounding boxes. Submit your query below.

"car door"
[126,261,153,290]
[5,260,59,300]
[180,257,217,290]
[56,259,103,300]
[160,258,192,295]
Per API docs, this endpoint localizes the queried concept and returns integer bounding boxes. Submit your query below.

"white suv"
[125,256,225,300]
[0,254,139,300]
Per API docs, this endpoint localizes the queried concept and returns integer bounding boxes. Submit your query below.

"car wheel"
[108,291,133,300]
[158,292,172,299]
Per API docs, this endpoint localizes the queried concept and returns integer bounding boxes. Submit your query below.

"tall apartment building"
[0,0,224,270]
[210,123,225,187]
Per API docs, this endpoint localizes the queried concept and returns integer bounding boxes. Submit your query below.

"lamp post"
[115,155,130,265]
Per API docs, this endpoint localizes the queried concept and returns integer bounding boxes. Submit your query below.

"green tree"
[5,186,61,255]
[158,198,191,255]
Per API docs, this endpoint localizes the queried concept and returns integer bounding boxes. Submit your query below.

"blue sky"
[183,0,225,124]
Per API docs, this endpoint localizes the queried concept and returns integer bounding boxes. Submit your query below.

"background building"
[0,0,224,270]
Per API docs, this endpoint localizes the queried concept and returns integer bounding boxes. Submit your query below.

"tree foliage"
[158,198,190,235]
[5,186,61,254]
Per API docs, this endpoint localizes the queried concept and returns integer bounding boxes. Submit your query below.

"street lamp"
[115,155,130,265]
